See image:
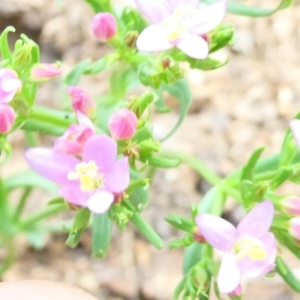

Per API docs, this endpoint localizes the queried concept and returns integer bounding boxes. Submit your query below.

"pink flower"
[0,69,22,103]
[0,104,16,134]
[290,119,300,149]
[91,12,117,42]
[289,217,300,240]
[54,112,95,156]
[196,200,276,294]
[109,108,138,140]
[68,86,95,118]
[30,63,62,81]
[134,0,227,59]
[25,135,130,214]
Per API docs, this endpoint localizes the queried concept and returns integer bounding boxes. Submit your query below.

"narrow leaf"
[148,156,181,168]
[241,147,265,181]
[92,212,112,258]
[0,26,15,60]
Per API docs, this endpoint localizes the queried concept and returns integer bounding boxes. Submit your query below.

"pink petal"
[290,119,300,149]
[218,252,241,294]
[77,111,95,132]
[25,148,80,185]
[134,0,171,23]
[136,25,173,52]
[176,34,209,59]
[169,0,199,10]
[195,214,237,251]
[86,189,114,214]
[104,157,130,193]
[190,0,227,35]
[59,184,87,207]
[237,200,274,238]
[83,135,117,172]
[2,78,22,93]
[239,232,276,278]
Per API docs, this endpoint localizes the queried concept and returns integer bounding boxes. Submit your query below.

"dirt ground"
[1,0,300,299]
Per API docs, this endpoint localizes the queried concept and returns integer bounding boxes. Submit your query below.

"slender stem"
[24,131,39,147]
[0,233,16,277]
[19,204,68,229]
[13,187,32,221]
[30,106,75,127]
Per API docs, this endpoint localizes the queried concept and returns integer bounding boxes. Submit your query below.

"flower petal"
[136,25,173,52]
[190,0,227,35]
[104,157,130,193]
[218,252,241,294]
[25,148,80,185]
[290,119,300,149]
[195,214,237,251]
[239,232,276,278]
[86,189,114,214]
[176,34,209,59]
[59,184,87,207]
[237,200,274,238]
[83,135,117,172]
[169,0,199,10]
[134,0,170,23]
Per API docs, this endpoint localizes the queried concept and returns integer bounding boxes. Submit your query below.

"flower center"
[163,7,201,42]
[233,235,267,261]
[67,160,103,192]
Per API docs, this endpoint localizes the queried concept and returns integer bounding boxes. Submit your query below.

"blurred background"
[1,0,300,299]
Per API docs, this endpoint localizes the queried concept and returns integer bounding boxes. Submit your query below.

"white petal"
[176,34,209,59]
[86,190,114,214]
[137,25,173,52]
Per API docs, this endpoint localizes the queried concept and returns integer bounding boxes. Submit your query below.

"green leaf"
[165,213,193,232]
[4,170,57,193]
[65,228,85,248]
[64,59,90,85]
[92,212,112,258]
[83,0,112,13]
[148,155,181,168]
[276,256,300,292]
[155,78,192,141]
[120,7,148,32]
[241,147,265,181]
[127,184,149,211]
[83,53,119,75]
[123,200,163,249]
[183,243,203,274]
[0,26,15,60]
[227,0,294,17]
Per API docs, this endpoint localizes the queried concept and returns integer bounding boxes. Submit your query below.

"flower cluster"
[25,85,137,214]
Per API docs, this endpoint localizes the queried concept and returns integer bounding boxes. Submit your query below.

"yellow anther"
[67,160,103,192]
[233,235,267,261]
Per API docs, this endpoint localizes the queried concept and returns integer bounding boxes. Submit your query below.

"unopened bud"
[30,63,62,81]
[91,12,117,42]
[282,197,300,216]
[109,108,138,140]
[68,86,95,118]
[289,217,300,240]
[0,104,16,134]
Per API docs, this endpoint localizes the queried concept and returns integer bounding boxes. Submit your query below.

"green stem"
[22,120,66,136]
[24,131,39,146]
[13,187,32,221]
[19,203,68,229]
[0,232,16,277]
[29,106,75,127]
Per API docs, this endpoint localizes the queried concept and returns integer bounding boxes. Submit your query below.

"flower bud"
[68,86,95,118]
[0,69,22,103]
[54,123,95,156]
[30,63,62,81]
[109,108,138,140]
[0,104,16,134]
[91,12,117,42]
[281,197,300,215]
[289,217,300,240]
[229,284,242,297]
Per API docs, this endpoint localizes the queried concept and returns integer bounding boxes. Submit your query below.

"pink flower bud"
[229,285,242,297]
[289,217,300,240]
[109,108,138,140]
[68,86,95,118]
[91,12,117,42]
[282,197,300,215]
[54,113,95,156]
[30,63,62,81]
[0,69,22,103]
[0,104,16,133]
